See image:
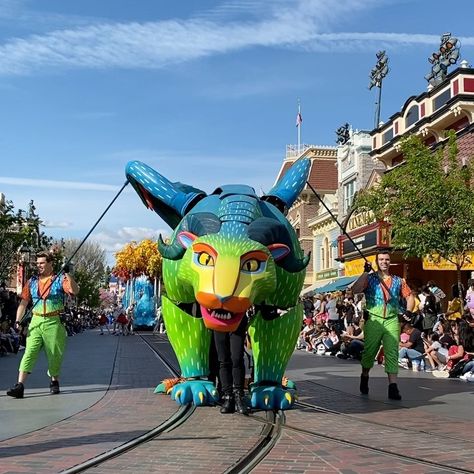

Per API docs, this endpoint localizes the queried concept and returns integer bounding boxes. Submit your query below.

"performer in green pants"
[7,251,79,399]
[351,252,414,400]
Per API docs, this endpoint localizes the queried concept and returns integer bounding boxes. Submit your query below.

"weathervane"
[336,123,350,145]
[369,50,389,129]
[425,32,460,86]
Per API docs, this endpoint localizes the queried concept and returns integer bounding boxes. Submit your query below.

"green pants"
[361,314,400,375]
[19,316,67,377]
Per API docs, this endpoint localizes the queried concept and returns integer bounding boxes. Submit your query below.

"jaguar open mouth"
[200,306,245,332]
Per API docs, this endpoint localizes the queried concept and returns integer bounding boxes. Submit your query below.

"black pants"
[213,318,247,395]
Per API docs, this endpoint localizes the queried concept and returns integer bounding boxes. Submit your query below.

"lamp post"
[17,241,34,293]
[369,50,390,129]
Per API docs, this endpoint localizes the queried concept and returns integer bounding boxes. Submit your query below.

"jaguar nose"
[216,295,231,303]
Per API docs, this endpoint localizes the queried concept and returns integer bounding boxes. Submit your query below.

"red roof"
[307,158,338,192]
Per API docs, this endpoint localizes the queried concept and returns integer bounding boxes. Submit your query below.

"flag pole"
[297,98,301,153]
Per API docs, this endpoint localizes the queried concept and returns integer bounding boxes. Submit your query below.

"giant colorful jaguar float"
[126,158,310,410]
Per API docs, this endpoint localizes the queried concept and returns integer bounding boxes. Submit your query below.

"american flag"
[296,111,302,127]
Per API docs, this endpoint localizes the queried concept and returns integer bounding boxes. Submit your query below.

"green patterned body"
[126,160,311,409]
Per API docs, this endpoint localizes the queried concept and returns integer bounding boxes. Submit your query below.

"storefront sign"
[344,255,377,277]
[422,252,474,271]
[338,221,391,260]
[315,268,338,280]
[346,210,373,232]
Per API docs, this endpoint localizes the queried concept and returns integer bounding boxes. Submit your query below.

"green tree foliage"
[0,199,50,285]
[354,132,474,284]
[63,239,107,308]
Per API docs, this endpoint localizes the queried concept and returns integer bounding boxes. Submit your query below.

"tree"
[113,239,162,280]
[0,198,50,285]
[354,132,474,289]
[63,239,107,307]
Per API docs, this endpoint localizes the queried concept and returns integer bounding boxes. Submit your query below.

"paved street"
[0,329,473,473]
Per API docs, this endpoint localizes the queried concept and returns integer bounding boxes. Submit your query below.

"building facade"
[275,144,338,287]
[339,64,474,294]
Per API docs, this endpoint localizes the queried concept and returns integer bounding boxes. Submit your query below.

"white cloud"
[0,176,121,191]
[42,220,73,229]
[92,226,168,253]
[2,1,467,76]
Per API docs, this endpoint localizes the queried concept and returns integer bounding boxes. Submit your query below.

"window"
[433,88,451,111]
[343,180,356,214]
[322,237,330,270]
[405,105,419,128]
[382,127,394,145]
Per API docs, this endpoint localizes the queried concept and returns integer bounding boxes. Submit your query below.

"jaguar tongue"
[200,306,245,332]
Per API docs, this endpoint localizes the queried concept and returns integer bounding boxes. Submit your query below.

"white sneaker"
[459,374,468,382]
[398,359,409,369]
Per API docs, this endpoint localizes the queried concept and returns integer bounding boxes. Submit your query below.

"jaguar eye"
[242,258,261,272]
[197,252,214,266]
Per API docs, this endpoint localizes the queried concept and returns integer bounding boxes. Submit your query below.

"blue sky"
[0,0,473,263]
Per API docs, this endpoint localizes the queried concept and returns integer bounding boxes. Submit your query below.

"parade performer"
[213,314,249,414]
[351,252,414,400]
[6,251,79,399]
[126,158,310,410]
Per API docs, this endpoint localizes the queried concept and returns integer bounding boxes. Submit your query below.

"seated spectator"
[338,322,364,360]
[322,327,341,355]
[297,319,316,351]
[399,322,424,369]
[433,319,474,378]
[423,332,446,371]
[310,328,328,353]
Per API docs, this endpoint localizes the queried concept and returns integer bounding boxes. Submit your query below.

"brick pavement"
[251,380,474,474]
[2,333,473,473]
[0,335,177,474]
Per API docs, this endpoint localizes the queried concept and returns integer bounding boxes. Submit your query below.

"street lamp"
[17,241,35,293]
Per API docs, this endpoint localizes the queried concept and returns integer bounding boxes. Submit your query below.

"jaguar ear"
[267,243,290,261]
[177,231,198,249]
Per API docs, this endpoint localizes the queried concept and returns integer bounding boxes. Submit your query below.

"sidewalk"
[0,330,120,441]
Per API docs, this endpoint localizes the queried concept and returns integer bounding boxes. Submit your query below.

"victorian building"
[339,62,474,293]
[275,144,338,289]
[335,126,387,277]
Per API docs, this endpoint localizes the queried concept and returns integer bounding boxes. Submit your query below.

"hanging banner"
[344,255,377,277]
[422,252,474,271]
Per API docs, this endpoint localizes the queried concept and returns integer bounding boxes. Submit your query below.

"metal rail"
[61,332,194,473]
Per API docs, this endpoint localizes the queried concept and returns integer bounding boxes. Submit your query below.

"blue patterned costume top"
[365,273,407,319]
[29,275,65,316]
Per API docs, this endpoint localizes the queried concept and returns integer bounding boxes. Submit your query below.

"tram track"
[140,334,474,472]
[62,332,281,473]
[60,332,195,473]
[297,378,474,444]
[242,393,474,474]
[141,332,284,474]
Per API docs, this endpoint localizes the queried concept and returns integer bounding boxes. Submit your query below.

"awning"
[301,281,329,296]
[314,275,360,294]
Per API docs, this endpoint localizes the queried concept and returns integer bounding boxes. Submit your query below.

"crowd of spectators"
[0,284,101,357]
[297,278,474,382]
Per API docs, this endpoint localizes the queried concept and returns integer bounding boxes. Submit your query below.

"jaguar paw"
[250,384,297,410]
[170,380,219,406]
